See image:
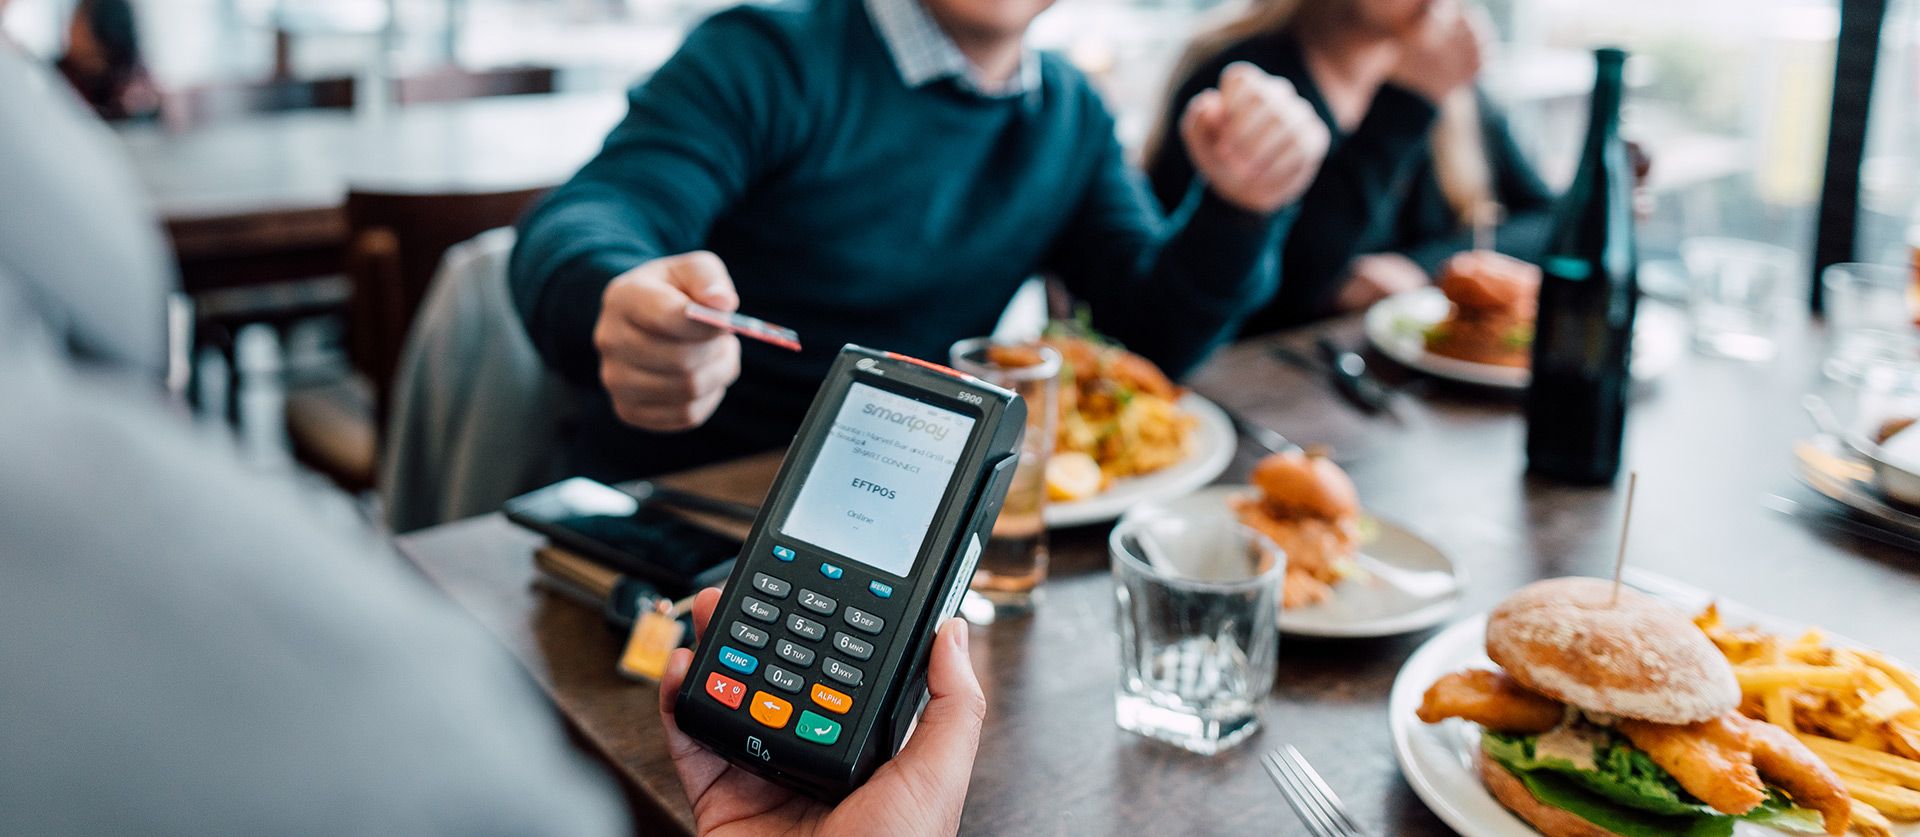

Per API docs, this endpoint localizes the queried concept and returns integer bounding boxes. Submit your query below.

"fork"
[1261,745,1370,837]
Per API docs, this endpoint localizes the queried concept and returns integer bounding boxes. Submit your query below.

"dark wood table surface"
[395,313,1920,835]
[114,92,623,290]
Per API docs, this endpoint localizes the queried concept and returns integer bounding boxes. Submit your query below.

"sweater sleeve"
[1042,128,1291,379]
[1267,84,1438,319]
[508,10,808,386]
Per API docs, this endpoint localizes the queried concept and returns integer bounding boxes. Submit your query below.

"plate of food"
[1118,450,1461,637]
[1393,571,1919,837]
[1362,251,1686,390]
[1032,332,1235,528]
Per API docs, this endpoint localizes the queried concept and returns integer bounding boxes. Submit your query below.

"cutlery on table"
[1315,338,1395,416]
[1224,409,1304,456]
[1261,745,1370,837]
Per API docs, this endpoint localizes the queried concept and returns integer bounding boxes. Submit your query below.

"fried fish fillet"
[1732,715,1851,835]
[1417,670,1566,734]
[1616,715,1768,816]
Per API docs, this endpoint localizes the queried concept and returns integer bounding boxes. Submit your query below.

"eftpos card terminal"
[674,344,1025,798]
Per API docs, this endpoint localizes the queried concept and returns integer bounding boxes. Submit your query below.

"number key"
[764,664,804,694]
[741,596,779,624]
[752,572,792,599]
[832,631,873,661]
[776,639,816,668]
[843,606,884,635]
[729,621,769,649]
[798,589,837,616]
[822,657,863,687]
[787,614,826,641]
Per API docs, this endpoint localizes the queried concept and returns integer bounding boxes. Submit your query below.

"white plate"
[1389,569,1916,837]
[1118,485,1463,637]
[1043,392,1235,528]
[1363,287,1686,390]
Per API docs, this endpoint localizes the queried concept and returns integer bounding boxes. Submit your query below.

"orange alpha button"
[749,691,793,729]
[810,683,853,715]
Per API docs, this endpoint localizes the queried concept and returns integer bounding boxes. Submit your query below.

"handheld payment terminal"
[674,344,1025,798]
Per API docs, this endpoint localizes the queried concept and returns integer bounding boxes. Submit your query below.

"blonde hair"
[1148,0,1494,224]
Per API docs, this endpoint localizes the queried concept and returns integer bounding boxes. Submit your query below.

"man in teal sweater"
[511,0,1329,478]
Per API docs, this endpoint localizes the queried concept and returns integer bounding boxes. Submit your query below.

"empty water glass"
[1111,515,1282,755]
[1682,237,1795,361]
[1824,262,1920,383]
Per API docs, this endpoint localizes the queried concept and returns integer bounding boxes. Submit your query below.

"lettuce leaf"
[1505,766,1735,837]
[1482,731,1826,834]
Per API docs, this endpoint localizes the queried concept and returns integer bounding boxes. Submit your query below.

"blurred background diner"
[6,0,1920,833]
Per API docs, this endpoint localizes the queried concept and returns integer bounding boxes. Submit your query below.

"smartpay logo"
[861,402,951,441]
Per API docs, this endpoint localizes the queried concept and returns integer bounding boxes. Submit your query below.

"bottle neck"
[1583,57,1625,155]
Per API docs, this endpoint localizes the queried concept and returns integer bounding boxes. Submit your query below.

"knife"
[1224,409,1303,456]
[1315,338,1393,415]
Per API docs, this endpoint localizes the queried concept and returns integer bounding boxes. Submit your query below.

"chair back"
[161,76,355,130]
[391,66,557,105]
[379,228,571,532]
[343,187,547,418]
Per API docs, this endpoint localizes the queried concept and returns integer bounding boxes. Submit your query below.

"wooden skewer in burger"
[1419,475,1853,836]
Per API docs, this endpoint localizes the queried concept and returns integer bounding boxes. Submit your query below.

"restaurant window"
[1857,0,1919,268]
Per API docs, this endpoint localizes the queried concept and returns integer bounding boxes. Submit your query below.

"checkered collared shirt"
[863,0,1042,104]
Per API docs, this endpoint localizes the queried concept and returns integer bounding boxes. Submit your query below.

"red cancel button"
[705,672,747,709]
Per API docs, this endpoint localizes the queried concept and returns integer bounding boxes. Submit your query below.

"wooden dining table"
[394,312,1920,835]
[114,91,626,292]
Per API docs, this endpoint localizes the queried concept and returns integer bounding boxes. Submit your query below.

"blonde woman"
[1147,0,1552,331]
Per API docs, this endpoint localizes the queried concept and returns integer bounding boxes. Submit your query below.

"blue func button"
[772,545,795,562]
[717,645,759,675]
[820,563,844,580]
[868,580,893,598]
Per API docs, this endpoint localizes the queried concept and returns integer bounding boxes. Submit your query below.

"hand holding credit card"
[685,302,802,352]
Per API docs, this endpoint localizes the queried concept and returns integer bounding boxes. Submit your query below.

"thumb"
[867,618,983,817]
[1180,89,1226,152]
[662,250,740,312]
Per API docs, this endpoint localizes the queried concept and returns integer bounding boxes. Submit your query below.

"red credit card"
[684,302,802,352]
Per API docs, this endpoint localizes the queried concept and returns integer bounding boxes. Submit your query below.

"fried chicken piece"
[1730,715,1851,835]
[1283,570,1334,609]
[1417,670,1566,734]
[1616,715,1767,816]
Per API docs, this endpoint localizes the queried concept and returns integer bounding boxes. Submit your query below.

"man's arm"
[1043,134,1292,378]
[1045,64,1325,378]
[509,10,808,386]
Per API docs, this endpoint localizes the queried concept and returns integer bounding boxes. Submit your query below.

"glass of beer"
[950,337,1060,617]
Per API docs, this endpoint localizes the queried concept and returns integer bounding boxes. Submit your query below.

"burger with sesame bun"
[1417,578,1852,837]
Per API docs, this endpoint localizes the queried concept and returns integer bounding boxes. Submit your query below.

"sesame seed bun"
[1485,578,1739,725]
[1477,749,1628,837]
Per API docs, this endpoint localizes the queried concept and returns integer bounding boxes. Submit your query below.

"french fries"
[1696,604,1920,832]
[1738,665,1862,692]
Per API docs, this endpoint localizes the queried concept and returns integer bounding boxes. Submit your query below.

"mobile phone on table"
[504,478,742,599]
[674,344,1025,799]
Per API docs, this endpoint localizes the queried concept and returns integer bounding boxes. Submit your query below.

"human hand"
[1180,62,1331,215]
[1333,253,1430,312]
[1386,0,1488,104]
[659,588,986,837]
[594,251,742,432]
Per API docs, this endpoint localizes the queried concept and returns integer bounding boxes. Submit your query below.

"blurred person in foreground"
[55,0,157,120]
[0,45,982,837]
[509,0,1331,481]
[1146,0,1554,331]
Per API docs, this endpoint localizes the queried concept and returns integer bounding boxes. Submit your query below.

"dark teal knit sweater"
[510,0,1295,478]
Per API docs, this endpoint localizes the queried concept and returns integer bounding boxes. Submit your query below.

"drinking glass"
[1681,237,1795,361]
[949,338,1060,617]
[1824,262,1920,383]
[1111,515,1283,755]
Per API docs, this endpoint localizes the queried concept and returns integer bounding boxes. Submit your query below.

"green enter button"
[795,710,841,745]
